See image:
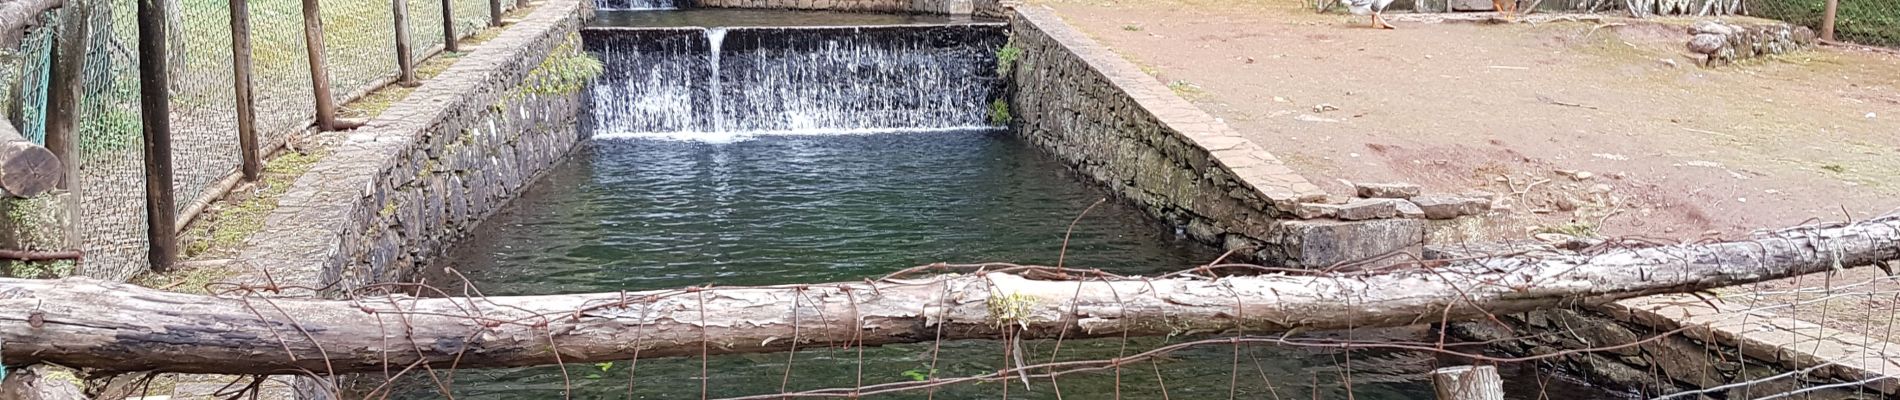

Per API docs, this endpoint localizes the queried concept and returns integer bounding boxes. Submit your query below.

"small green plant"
[513,33,605,99]
[1167,80,1205,98]
[995,38,1024,77]
[988,98,1012,125]
[901,367,937,381]
[1821,164,1847,173]
[1121,24,1143,31]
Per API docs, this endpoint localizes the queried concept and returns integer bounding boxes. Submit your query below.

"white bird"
[1343,0,1398,29]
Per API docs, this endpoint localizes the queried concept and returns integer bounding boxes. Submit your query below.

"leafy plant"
[989,98,1012,125]
[901,367,937,381]
[995,38,1024,77]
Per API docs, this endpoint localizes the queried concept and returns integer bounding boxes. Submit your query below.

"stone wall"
[1449,299,1897,398]
[234,0,592,295]
[1686,20,1816,66]
[1006,7,1435,267]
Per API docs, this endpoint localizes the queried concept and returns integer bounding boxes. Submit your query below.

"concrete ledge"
[1007,6,1414,266]
[230,0,592,296]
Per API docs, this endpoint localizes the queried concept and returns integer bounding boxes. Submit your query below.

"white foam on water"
[593,126,1004,144]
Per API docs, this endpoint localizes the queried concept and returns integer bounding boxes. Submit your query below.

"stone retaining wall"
[1005,7,1430,267]
[1685,20,1817,66]
[234,0,592,295]
[1450,296,1898,398]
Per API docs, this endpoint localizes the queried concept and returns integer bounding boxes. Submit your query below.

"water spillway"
[595,0,680,11]
[582,23,1007,139]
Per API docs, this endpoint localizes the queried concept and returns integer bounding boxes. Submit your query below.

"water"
[394,12,1620,400]
[583,24,1006,136]
[406,132,1618,399]
[596,0,680,11]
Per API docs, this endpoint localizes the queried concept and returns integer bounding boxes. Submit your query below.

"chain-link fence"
[0,0,525,282]
[1749,0,1900,48]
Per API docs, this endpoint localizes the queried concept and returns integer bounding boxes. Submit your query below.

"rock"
[1688,33,1727,55]
[1291,203,1341,219]
[1280,218,1425,268]
[1409,195,1490,219]
[1691,20,1736,36]
[1353,182,1421,199]
[1336,198,1405,220]
[1659,58,1679,68]
[1312,103,1339,113]
[1394,200,1425,218]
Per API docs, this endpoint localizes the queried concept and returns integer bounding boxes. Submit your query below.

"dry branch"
[2,215,1898,375]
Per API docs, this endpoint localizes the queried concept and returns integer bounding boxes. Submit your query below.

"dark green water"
[404,131,1619,399]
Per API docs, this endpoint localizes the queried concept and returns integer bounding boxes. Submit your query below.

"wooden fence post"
[229,0,261,181]
[298,0,340,131]
[46,0,90,250]
[441,0,459,52]
[1820,0,1839,42]
[392,0,418,86]
[489,0,503,27]
[1432,366,1503,400]
[138,0,178,272]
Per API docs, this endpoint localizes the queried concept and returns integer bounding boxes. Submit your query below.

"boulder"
[1337,198,1406,220]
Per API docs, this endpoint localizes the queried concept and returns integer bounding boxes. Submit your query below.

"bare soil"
[1034,0,1900,340]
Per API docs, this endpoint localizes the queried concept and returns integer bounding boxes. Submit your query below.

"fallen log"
[1,215,1897,375]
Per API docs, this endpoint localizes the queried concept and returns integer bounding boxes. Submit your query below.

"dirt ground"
[1033,0,1900,339]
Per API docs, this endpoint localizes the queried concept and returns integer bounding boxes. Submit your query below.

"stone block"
[1336,198,1405,220]
[1353,182,1421,199]
[1449,0,1494,11]
[1280,218,1424,268]
[1290,203,1339,219]
[1409,195,1490,219]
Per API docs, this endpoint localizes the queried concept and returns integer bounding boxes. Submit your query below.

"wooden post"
[488,0,502,27]
[392,0,418,86]
[229,0,261,181]
[138,0,178,272]
[440,0,459,52]
[299,0,339,131]
[45,0,89,250]
[1819,0,1839,42]
[1431,366,1503,400]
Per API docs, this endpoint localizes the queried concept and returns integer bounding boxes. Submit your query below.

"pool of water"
[400,130,1620,399]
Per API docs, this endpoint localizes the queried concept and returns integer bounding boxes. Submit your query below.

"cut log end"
[0,138,62,198]
[1432,365,1504,400]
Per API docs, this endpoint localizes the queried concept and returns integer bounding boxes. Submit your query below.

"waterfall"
[582,24,1008,140]
[706,27,727,134]
[596,0,679,11]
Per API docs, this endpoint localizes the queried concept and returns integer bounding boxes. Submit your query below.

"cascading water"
[582,23,1007,140]
[595,0,679,11]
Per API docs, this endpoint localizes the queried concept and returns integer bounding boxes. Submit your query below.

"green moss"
[987,291,1039,329]
[2,259,74,279]
[176,149,325,260]
[510,33,604,100]
[1535,221,1600,238]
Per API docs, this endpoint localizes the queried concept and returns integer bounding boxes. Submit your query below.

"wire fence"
[0,0,524,282]
[1749,0,1900,48]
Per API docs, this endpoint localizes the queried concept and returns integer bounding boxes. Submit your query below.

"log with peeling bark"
[1,215,1897,375]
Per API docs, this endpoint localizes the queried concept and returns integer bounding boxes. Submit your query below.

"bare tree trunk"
[2,216,1897,375]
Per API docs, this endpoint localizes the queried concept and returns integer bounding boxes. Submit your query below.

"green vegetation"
[513,33,605,98]
[1535,220,1600,238]
[989,98,1012,125]
[1121,24,1144,31]
[1747,0,1900,47]
[995,37,1024,77]
[176,150,324,260]
[1167,79,1205,99]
